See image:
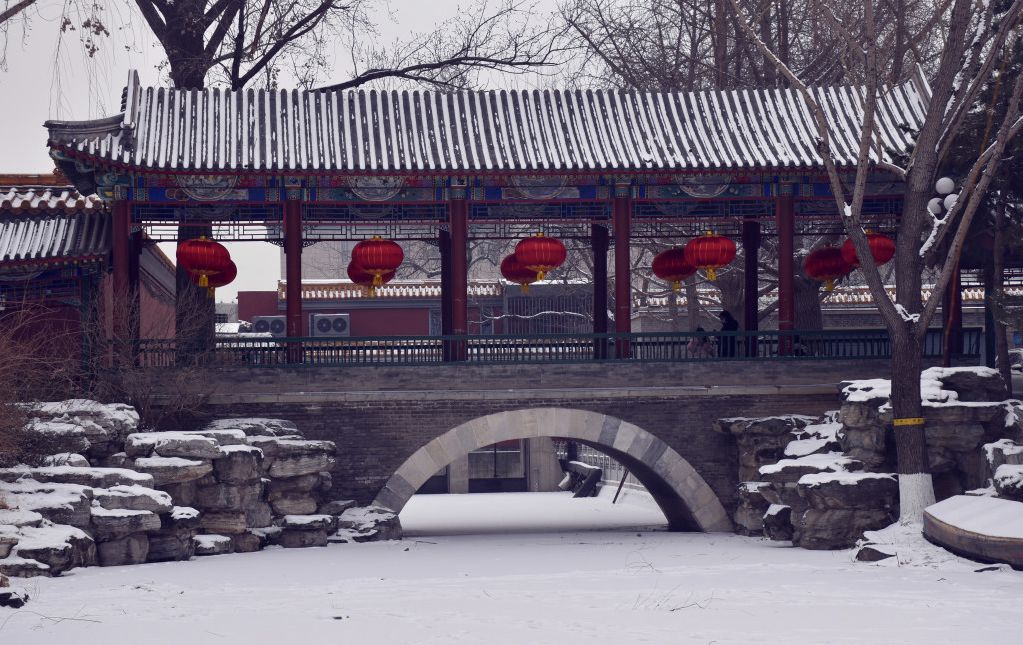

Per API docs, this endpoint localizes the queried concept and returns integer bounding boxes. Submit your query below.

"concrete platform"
[923,495,1023,569]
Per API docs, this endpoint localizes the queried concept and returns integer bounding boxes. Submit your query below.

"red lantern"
[803,247,851,292]
[651,248,696,291]
[683,232,736,281]
[515,233,567,281]
[500,254,537,293]
[351,236,404,286]
[347,262,395,296]
[177,236,231,288]
[841,233,895,268]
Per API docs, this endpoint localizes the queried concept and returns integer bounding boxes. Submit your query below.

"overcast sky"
[0,0,540,302]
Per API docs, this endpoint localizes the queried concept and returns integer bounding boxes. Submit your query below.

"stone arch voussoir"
[373,407,732,533]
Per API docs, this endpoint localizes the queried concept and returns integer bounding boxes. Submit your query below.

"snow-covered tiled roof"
[280,280,505,300]
[0,186,109,265]
[45,70,929,174]
[0,186,104,213]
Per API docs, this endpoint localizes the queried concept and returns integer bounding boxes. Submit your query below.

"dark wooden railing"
[124,327,982,368]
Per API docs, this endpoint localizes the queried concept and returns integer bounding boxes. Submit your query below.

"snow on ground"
[2,492,1022,644]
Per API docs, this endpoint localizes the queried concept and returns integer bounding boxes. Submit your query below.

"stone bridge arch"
[373,407,732,532]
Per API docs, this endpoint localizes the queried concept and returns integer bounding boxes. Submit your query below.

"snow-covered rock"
[132,457,213,486]
[212,445,263,484]
[126,433,224,460]
[193,534,233,556]
[993,465,1023,501]
[0,465,154,489]
[714,415,820,481]
[12,523,96,574]
[90,507,161,539]
[2,480,94,528]
[332,505,402,543]
[92,485,173,514]
[205,418,299,437]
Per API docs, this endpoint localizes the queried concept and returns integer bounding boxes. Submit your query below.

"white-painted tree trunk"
[898,472,936,524]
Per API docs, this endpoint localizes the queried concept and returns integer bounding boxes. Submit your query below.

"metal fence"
[126,327,982,368]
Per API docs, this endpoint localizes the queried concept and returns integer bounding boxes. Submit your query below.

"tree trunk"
[994,206,1012,397]
[889,324,934,523]
[793,274,823,330]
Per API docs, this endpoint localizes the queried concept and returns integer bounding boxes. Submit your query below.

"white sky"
[0,0,549,302]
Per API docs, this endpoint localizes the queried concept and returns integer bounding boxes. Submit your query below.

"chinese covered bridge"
[42,70,938,364]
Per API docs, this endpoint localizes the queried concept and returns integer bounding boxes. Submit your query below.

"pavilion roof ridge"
[45,69,929,181]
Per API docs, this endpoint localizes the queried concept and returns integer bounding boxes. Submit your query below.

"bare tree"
[729,0,1023,522]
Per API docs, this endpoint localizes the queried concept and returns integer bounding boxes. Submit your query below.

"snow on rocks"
[125,433,224,460]
[10,523,96,573]
[0,586,28,609]
[193,534,234,556]
[0,465,155,489]
[92,485,173,514]
[993,465,1023,501]
[132,457,214,486]
[25,399,139,459]
[205,418,299,437]
[0,411,340,578]
[331,505,402,543]
[713,415,819,481]
[90,507,161,539]
[41,453,89,467]
[2,481,94,528]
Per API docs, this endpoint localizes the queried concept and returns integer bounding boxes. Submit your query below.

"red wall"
[237,290,433,336]
[237,291,280,323]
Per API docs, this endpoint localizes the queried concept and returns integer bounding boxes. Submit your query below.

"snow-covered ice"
[1,492,1021,643]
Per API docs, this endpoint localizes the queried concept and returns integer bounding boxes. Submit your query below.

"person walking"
[687,327,715,359]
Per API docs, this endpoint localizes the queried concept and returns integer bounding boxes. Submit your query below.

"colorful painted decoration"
[176,236,231,287]
[500,254,538,293]
[651,248,696,291]
[515,233,567,281]
[803,247,852,292]
[683,232,736,281]
[841,233,895,269]
[351,237,404,286]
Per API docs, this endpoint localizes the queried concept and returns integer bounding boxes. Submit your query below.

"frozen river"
[2,492,1021,644]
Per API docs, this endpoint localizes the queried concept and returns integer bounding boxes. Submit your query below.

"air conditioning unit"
[310,313,351,338]
[252,315,287,337]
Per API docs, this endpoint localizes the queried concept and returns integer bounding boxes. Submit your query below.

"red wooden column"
[284,197,304,363]
[775,185,795,355]
[942,263,963,367]
[111,199,132,363]
[742,218,761,356]
[591,223,609,359]
[612,181,632,358]
[449,181,469,361]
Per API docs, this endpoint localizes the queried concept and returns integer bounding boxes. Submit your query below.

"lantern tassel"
[825,279,835,292]
[706,267,717,281]
[199,274,209,288]
[372,273,383,287]
[672,281,682,292]
[536,270,546,281]
[521,283,529,294]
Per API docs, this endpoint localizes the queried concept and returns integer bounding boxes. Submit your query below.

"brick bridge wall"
[155,360,893,519]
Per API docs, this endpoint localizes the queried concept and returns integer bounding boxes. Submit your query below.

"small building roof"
[0,184,109,267]
[46,70,929,177]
